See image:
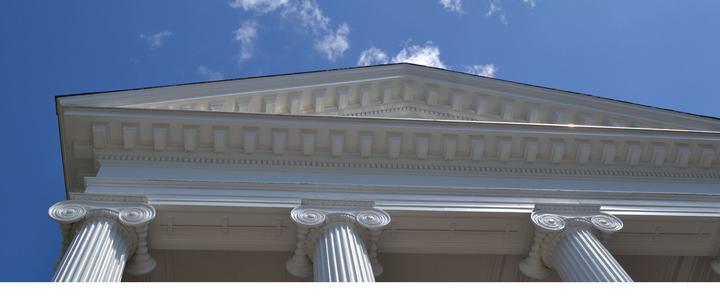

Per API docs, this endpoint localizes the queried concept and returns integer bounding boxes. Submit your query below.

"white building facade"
[49,64,720,282]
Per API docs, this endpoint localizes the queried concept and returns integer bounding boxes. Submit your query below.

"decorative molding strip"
[62,100,720,195]
[95,151,720,180]
[68,192,149,204]
[337,102,479,121]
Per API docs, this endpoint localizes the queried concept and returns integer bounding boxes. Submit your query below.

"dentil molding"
[95,150,720,180]
[59,103,720,192]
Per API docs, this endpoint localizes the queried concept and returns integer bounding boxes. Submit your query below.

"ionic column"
[49,194,157,282]
[286,200,390,282]
[519,209,632,282]
[711,258,720,275]
[313,222,375,282]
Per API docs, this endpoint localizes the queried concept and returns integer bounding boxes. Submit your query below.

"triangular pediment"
[58,63,720,131]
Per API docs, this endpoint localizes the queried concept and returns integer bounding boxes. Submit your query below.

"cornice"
[56,65,410,106]
[401,67,720,129]
[58,95,720,194]
[56,104,719,192]
[56,64,720,131]
[62,105,720,136]
[94,150,720,180]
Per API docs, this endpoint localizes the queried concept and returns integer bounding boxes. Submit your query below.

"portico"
[49,64,720,282]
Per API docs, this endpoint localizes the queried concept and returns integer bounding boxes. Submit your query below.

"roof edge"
[55,63,720,122]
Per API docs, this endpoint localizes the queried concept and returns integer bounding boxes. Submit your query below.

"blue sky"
[1,0,719,281]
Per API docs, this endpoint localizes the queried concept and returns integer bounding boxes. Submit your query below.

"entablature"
[60,105,720,192]
[138,198,720,257]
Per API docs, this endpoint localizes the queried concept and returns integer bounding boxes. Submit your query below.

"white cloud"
[523,0,537,8]
[486,1,508,25]
[315,23,350,61]
[229,0,349,61]
[357,42,446,68]
[486,1,500,16]
[499,14,508,25]
[231,0,328,33]
[392,42,447,69]
[283,0,330,34]
[357,43,498,78]
[138,30,173,49]
[357,47,389,66]
[197,65,224,81]
[439,0,463,14]
[229,0,289,13]
[464,64,498,78]
[234,20,258,61]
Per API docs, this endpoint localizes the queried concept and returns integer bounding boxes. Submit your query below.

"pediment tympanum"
[59,64,720,131]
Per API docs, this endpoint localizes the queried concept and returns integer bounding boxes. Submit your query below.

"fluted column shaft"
[519,210,632,282]
[313,223,375,282]
[551,227,632,282]
[52,217,132,282]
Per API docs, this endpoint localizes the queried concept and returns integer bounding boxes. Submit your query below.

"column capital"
[48,193,157,276]
[289,199,391,230]
[286,199,391,278]
[530,207,624,235]
[519,206,624,280]
[49,193,154,226]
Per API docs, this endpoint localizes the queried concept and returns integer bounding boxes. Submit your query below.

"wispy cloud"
[439,0,464,14]
[393,42,447,69]
[234,20,258,62]
[487,1,508,25]
[282,0,330,34]
[138,30,173,49]
[484,0,538,25]
[464,64,498,78]
[357,42,497,77]
[230,0,350,61]
[523,0,537,8]
[357,42,446,68]
[357,47,389,66]
[229,0,289,13]
[315,23,350,61]
[197,65,224,81]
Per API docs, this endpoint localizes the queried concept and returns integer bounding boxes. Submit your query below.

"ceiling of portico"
[57,63,720,131]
